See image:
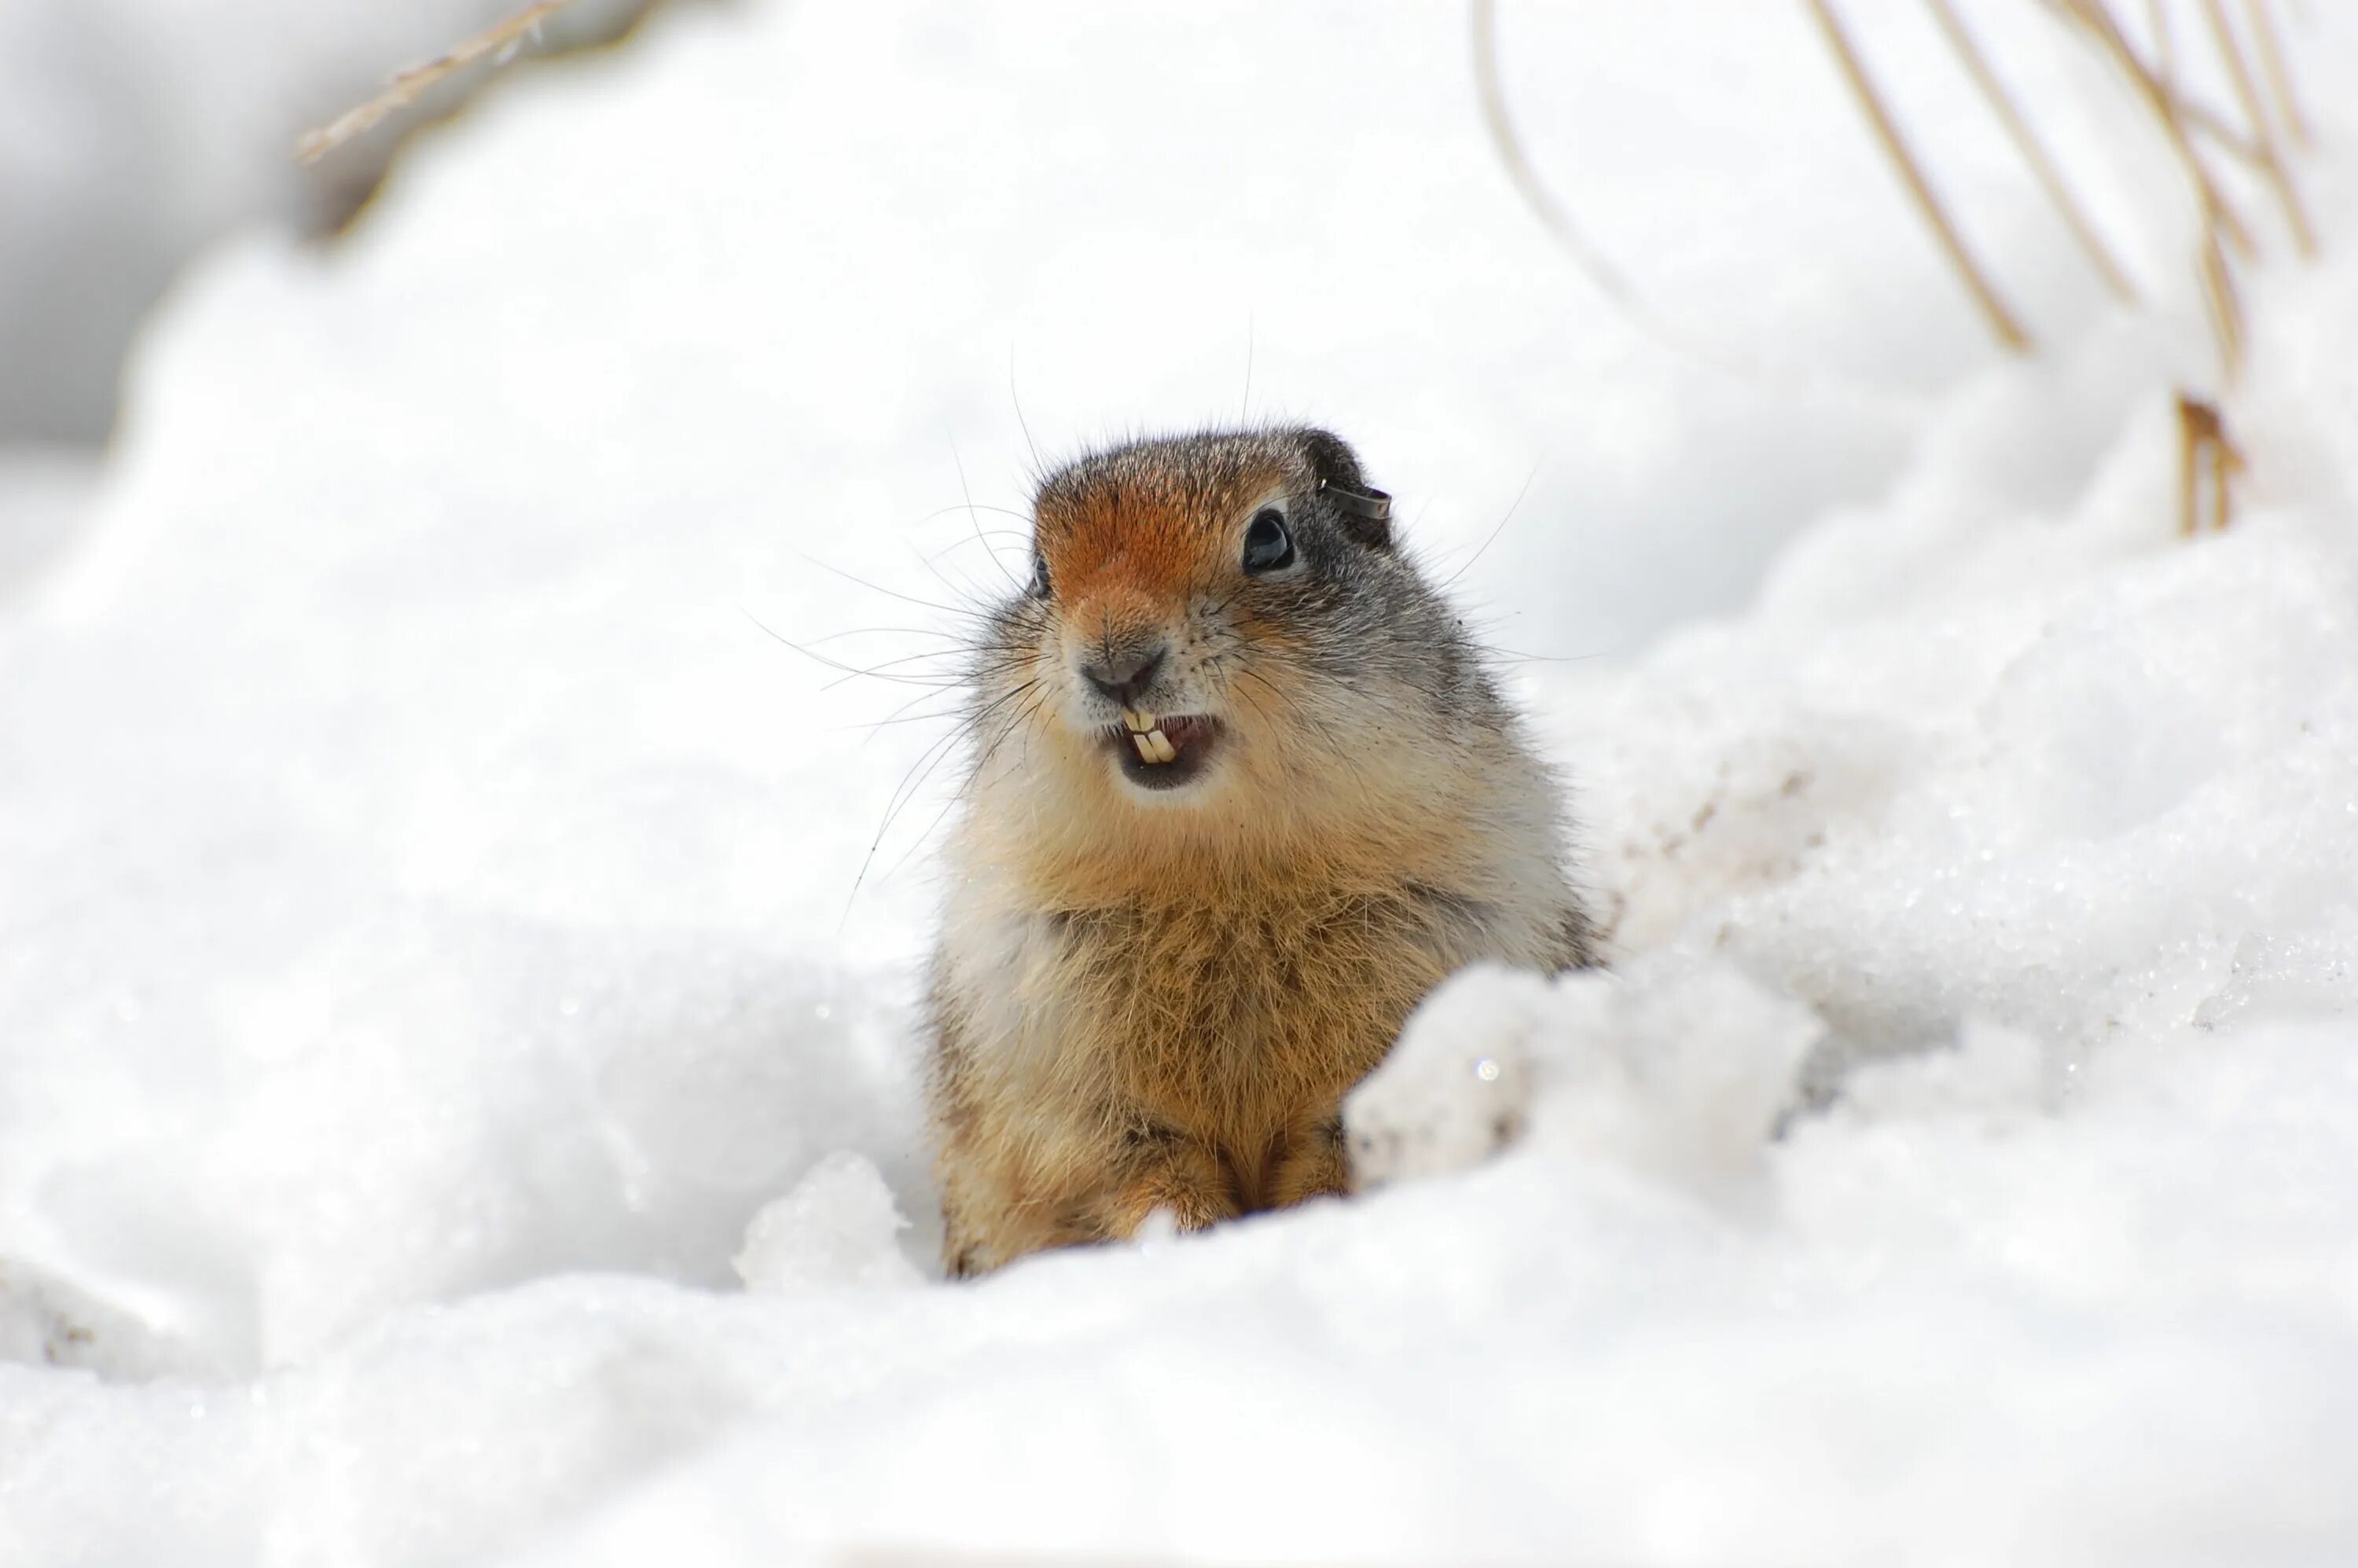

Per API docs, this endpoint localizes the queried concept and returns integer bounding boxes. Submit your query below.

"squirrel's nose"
[1078,644,1166,706]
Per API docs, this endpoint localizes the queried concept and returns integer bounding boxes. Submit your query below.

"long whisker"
[875,678,1038,843]
[1441,459,1544,590]
[953,439,1025,596]
[801,625,964,647]
[908,501,1034,528]
[1009,349,1046,483]
[792,552,990,623]
[818,648,977,692]
[908,538,1008,619]
[740,607,968,688]
[834,701,972,736]
[883,684,1044,880]
[841,679,1038,929]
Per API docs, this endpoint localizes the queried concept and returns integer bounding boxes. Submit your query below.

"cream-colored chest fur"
[986,883,1460,1136]
[927,728,1581,1270]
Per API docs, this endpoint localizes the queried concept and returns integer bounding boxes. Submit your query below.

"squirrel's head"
[968,428,1484,855]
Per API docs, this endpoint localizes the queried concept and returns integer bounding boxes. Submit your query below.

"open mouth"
[1107,709,1222,791]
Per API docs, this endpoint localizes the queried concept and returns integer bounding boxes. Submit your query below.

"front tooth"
[1132,732,1159,762]
[1122,708,1156,733]
[1146,728,1177,763]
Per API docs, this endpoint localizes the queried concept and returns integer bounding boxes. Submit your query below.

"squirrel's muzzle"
[1076,643,1167,708]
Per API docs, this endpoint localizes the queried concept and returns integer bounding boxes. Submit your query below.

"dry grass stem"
[296,0,578,163]
[2052,0,2258,262]
[2044,0,2264,377]
[2175,394,2244,534]
[2176,98,2268,169]
[2147,0,2178,83]
[1928,0,2139,303]
[2244,0,2309,147]
[1805,0,2033,352]
[2198,0,2316,253]
[2195,226,2249,374]
[1467,0,1640,310]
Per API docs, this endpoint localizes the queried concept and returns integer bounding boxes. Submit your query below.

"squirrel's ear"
[1300,428,1394,551]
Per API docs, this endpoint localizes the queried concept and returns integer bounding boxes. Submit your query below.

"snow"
[0,446,98,600]
[1350,957,1820,1202]
[0,0,647,442]
[4,0,2357,1562]
[733,1151,922,1295]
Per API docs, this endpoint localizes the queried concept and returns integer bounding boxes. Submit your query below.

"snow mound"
[0,0,650,442]
[1347,957,1817,1197]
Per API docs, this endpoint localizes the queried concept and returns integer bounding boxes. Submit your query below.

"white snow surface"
[0,0,648,442]
[5,2,2358,1562]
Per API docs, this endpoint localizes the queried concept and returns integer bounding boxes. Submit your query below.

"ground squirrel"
[927,428,1592,1275]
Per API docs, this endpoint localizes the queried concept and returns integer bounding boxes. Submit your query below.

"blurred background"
[3,0,2281,646]
[0,0,670,439]
[0,0,687,597]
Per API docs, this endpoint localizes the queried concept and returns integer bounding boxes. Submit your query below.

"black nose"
[1078,645,1166,706]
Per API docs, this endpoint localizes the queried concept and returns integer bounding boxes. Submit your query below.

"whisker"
[1484,646,1605,665]
[908,538,1009,622]
[800,625,964,647]
[953,439,1025,597]
[1240,311,1254,423]
[792,552,990,623]
[1441,459,1543,590]
[834,703,971,735]
[819,648,976,692]
[740,607,967,688]
[908,501,1033,528]
[870,678,1039,855]
[881,685,1043,881]
[1009,349,1046,482]
[842,702,997,928]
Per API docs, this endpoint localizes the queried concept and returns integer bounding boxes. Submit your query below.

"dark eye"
[1030,555,1052,597]
[1242,508,1295,573]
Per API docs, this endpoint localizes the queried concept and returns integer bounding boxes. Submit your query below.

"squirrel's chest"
[1019,893,1458,1119]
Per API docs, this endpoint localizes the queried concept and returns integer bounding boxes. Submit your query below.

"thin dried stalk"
[2194,225,2248,375]
[2199,0,2316,253]
[2146,0,2178,84]
[1467,0,1639,310]
[2244,0,2310,148]
[2036,5,2267,173]
[2175,394,2243,534]
[2043,0,2264,376]
[2176,97,2267,167]
[1928,0,2139,303]
[2059,0,2259,258]
[297,0,578,163]
[2135,0,2282,169]
[1805,0,2033,352]
[2112,11,2267,173]
[1466,0,1901,395]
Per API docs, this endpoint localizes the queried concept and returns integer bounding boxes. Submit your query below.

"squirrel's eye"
[1242,509,1295,573]
[1029,555,1052,597]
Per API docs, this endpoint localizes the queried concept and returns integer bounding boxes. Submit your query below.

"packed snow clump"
[1347,957,1818,1198]
[3,2,2358,1564]
[733,1152,922,1295]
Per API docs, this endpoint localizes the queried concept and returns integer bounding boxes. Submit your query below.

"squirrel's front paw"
[1098,1144,1237,1240]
